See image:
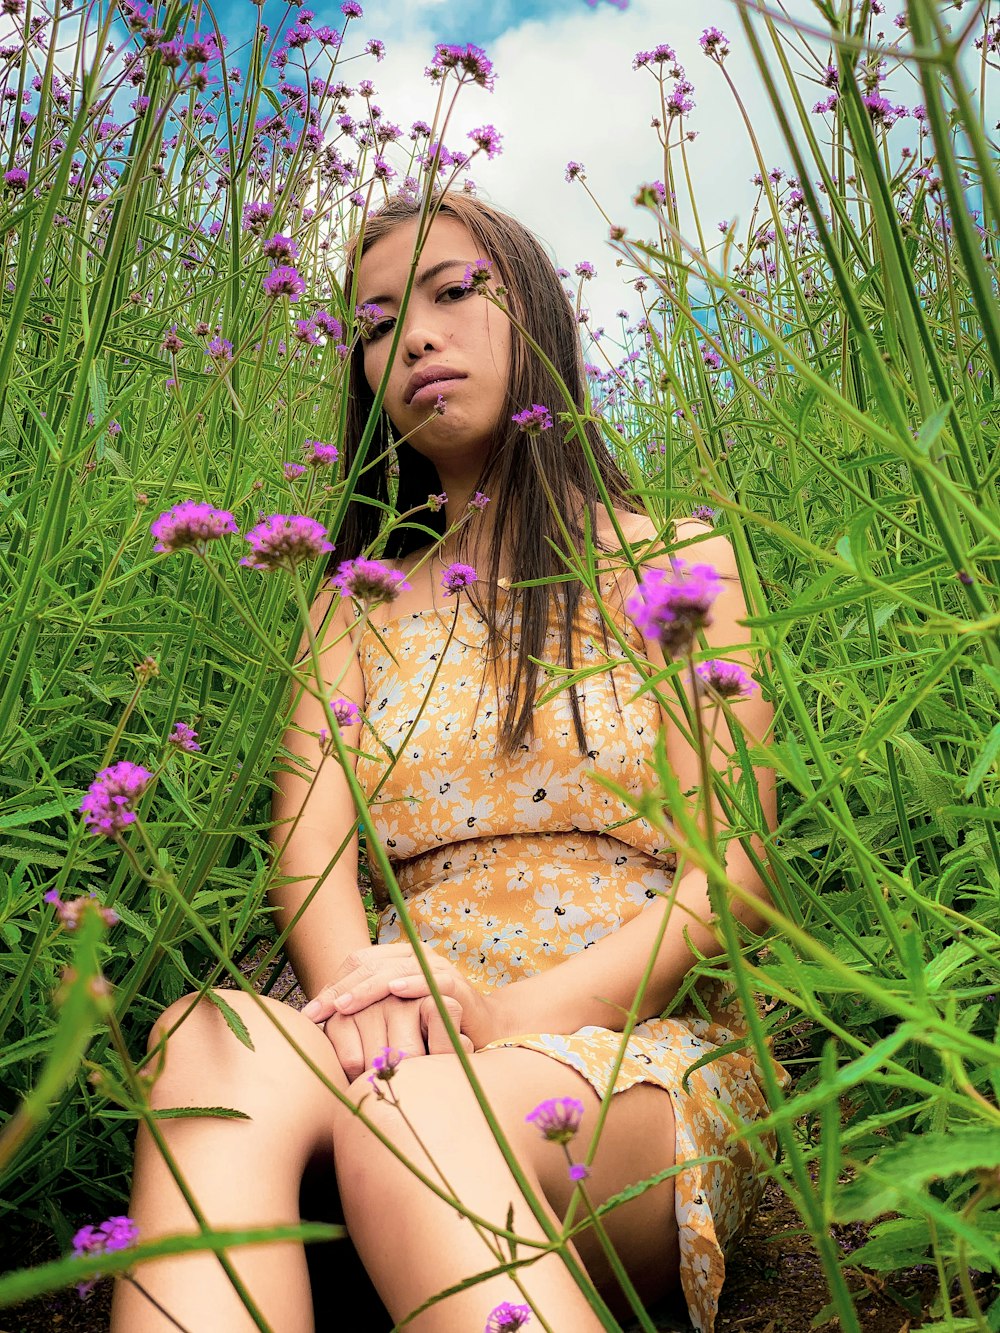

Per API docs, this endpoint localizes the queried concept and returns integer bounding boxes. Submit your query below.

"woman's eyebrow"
[361,258,470,309]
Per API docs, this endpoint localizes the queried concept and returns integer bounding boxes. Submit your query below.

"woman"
[112,192,782,1333]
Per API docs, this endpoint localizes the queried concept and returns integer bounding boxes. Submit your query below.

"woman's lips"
[408,375,465,407]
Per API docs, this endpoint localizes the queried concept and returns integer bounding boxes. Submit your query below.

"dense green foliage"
[0,1,998,1328]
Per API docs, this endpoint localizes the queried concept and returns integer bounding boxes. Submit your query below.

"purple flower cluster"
[625,561,723,656]
[329,698,360,728]
[468,492,490,512]
[429,43,495,91]
[699,26,731,60]
[262,234,299,263]
[694,659,756,700]
[3,167,29,191]
[151,501,238,554]
[485,1303,532,1333]
[525,1096,584,1144]
[304,439,339,467]
[461,258,493,291]
[440,562,477,597]
[511,405,553,435]
[468,124,503,159]
[263,265,305,300]
[241,515,333,572]
[332,558,409,606]
[354,302,386,340]
[168,721,200,752]
[80,762,152,837]
[71,1216,139,1297]
[44,891,118,930]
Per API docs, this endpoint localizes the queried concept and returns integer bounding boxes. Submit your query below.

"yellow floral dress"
[354,585,785,1333]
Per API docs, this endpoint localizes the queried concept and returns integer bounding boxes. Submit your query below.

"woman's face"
[356,215,512,478]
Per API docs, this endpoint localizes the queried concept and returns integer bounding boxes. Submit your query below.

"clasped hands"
[300,944,500,1081]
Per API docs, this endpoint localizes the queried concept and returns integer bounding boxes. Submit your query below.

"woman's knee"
[144,989,347,1105]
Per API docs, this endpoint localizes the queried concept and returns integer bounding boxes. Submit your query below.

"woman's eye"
[441,285,471,303]
[365,318,395,342]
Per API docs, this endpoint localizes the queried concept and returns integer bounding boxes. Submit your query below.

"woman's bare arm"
[269,589,373,1001]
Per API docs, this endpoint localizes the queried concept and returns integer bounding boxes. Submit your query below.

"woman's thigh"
[338,1045,679,1308]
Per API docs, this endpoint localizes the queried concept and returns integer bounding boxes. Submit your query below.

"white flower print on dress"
[532,881,591,933]
[508,759,572,826]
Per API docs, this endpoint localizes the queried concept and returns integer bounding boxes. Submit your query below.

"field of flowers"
[0,0,998,1329]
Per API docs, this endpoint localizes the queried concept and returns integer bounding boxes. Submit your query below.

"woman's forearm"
[268,827,374,1000]
[488,859,771,1042]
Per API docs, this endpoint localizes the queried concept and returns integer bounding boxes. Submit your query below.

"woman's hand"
[301,943,498,1052]
[318,995,470,1082]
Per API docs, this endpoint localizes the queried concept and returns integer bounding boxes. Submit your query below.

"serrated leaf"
[206,988,254,1050]
[0,799,76,830]
[963,720,1000,797]
[153,1105,251,1121]
[843,1215,932,1272]
[836,1128,1000,1221]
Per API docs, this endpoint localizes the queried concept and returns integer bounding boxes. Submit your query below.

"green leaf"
[205,988,254,1050]
[836,1128,1000,1221]
[963,720,1000,797]
[0,799,76,830]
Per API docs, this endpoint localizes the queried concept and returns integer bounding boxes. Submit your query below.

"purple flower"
[468,124,503,158]
[700,343,723,370]
[313,310,344,340]
[691,505,716,523]
[263,265,305,300]
[3,168,29,191]
[331,697,360,727]
[565,160,585,182]
[262,234,299,263]
[241,200,274,234]
[304,439,339,468]
[71,1215,139,1297]
[625,561,722,656]
[441,562,477,597]
[206,336,234,363]
[150,501,238,554]
[430,43,495,91]
[485,1304,532,1333]
[511,405,553,435]
[241,515,333,572]
[341,1,363,15]
[284,462,307,481]
[80,762,152,837]
[354,302,386,340]
[468,492,490,512]
[366,37,385,60]
[369,1045,406,1081]
[525,1097,584,1144]
[694,659,756,699]
[569,1163,590,1181]
[45,892,118,931]
[168,721,200,752]
[427,492,448,512]
[461,258,493,291]
[332,557,409,607]
[575,260,596,280]
[699,26,730,59]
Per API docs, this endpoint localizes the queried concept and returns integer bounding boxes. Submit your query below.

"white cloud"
[351,0,820,331]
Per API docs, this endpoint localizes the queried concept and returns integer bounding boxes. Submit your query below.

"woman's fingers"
[419,995,471,1056]
[320,1012,367,1082]
[303,948,447,1020]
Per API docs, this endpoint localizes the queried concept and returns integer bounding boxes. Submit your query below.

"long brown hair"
[335,191,639,755]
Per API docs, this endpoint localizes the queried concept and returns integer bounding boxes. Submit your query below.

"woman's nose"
[401,323,442,363]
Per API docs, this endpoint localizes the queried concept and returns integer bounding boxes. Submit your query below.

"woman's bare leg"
[335,1048,679,1332]
[110,991,349,1333]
